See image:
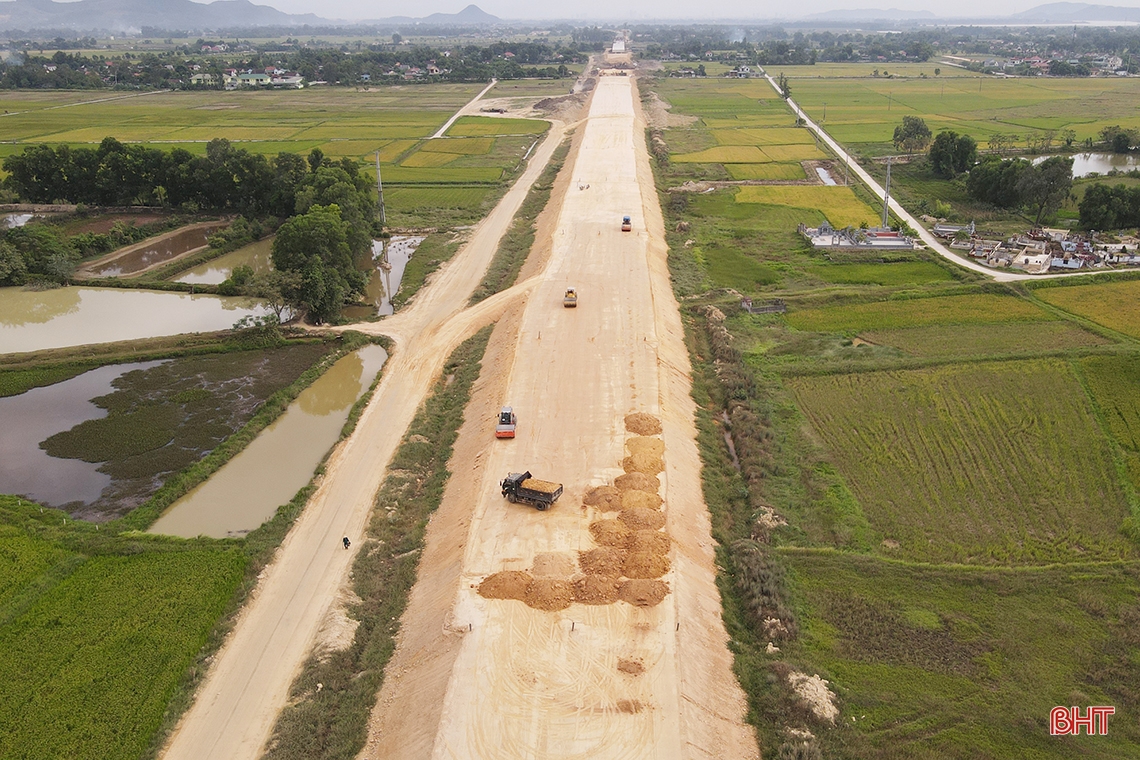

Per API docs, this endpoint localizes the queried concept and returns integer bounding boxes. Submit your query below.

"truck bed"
[521,478,561,494]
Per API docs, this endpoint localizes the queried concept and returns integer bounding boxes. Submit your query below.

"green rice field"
[1035,280,1140,340]
[786,293,1049,332]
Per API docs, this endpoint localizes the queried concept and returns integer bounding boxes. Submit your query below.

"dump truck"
[500,471,563,510]
[563,287,578,307]
[495,406,517,438]
[621,215,632,232]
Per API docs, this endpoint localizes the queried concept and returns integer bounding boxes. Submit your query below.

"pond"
[1034,152,1140,178]
[81,222,226,277]
[0,287,269,354]
[148,344,388,538]
[0,361,165,507]
[343,236,425,320]
[174,237,275,285]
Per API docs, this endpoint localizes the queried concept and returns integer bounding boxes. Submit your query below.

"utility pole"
[375,151,386,226]
[882,156,892,229]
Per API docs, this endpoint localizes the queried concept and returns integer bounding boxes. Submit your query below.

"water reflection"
[1034,152,1140,177]
[174,238,274,285]
[83,222,226,277]
[0,361,164,506]
[343,236,424,320]
[149,344,387,538]
[0,287,268,354]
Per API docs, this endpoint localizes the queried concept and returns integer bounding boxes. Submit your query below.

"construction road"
[161,71,755,760]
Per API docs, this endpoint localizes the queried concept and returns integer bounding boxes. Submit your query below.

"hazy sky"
[259,0,1140,22]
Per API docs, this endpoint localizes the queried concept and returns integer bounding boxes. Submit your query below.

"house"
[238,72,271,86]
[1012,250,1051,273]
[271,73,304,88]
[725,65,752,79]
[190,73,215,85]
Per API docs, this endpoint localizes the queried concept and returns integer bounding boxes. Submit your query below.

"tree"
[967,156,1031,208]
[271,203,365,323]
[928,131,977,178]
[1017,156,1073,225]
[934,67,941,76]
[893,116,932,153]
[776,72,789,98]
[248,270,302,321]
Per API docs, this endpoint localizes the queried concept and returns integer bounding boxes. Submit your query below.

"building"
[799,221,917,251]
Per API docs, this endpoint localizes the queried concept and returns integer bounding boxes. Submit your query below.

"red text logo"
[1050,706,1115,736]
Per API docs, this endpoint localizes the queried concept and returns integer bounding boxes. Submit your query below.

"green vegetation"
[789,359,1135,563]
[264,325,493,760]
[389,233,461,311]
[470,135,571,304]
[735,185,878,227]
[446,115,549,136]
[1037,279,1140,339]
[647,73,1140,757]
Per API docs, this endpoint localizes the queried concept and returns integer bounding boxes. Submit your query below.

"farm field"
[647,73,1140,758]
[0,500,246,760]
[776,62,980,78]
[785,293,1049,332]
[1035,280,1140,340]
[785,72,1140,155]
[735,185,878,227]
[788,359,1135,564]
[782,551,1140,758]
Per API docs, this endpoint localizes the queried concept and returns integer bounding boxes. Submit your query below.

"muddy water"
[0,361,164,506]
[174,237,274,285]
[343,236,424,320]
[86,222,226,277]
[0,287,269,354]
[149,344,388,538]
[815,166,837,186]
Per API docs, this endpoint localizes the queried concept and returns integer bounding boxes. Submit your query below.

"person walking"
[342,536,351,550]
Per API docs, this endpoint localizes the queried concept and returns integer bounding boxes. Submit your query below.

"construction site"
[159,54,759,760]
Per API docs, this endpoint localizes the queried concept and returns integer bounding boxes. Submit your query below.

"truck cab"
[621,215,632,232]
[495,406,517,438]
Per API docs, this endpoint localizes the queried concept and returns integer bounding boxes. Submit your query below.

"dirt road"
[159,119,569,760]
[363,74,757,759]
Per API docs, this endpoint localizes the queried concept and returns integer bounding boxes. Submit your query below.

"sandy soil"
[360,73,757,760]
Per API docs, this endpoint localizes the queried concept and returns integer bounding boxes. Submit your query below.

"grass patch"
[724,163,806,181]
[263,325,493,760]
[735,185,878,228]
[1036,279,1140,340]
[469,136,571,304]
[702,244,781,289]
[445,116,549,136]
[784,550,1140,758]
[806,261,954,286]
[786,293,1049,333]
[389,233,461,311]
[419,137,494,155]
[399,150,457,168]
[788,359,1135,564]
[862,321,1109,358]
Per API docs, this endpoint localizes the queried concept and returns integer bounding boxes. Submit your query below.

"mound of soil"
[623,452,664,475]
[627,529,670,555]
[621,490,663,511]
[478,571,532,601]
[618,579,669,607]
[589,519,630,547]
[626,436,665,458]
[625,412,662,436]
[617,658,645,676]
[531,552,575,578]
[615,699,645,714]
[572,575,620,605]
[619,507,666,532]
[583,485,622,511]
[579,547,626,577]
[624,551,670,579]
[524,578,574,612]
[614,472,660,493]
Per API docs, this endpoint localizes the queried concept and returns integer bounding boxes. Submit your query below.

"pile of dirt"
[619,507,666,532]
[617,658,645,676]
[621,490,662,511]
[624,551,670,579]
[614,472,659,493]
[626,436,665,458]
[478,571,533,601]
[583,485,622,511]
[618,579,669,607]
[589,519,631,547]
[572,575,621,605]
[615,699,645,714]
[624,412,662,436]
[532,552,575,578]
[524,578,574,612]
[579,547,626,577]
[623,452,664,475]
[628,529,670,555]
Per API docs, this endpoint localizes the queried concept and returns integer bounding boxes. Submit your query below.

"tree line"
[1,138,379,322]
[1079,184,1140,230]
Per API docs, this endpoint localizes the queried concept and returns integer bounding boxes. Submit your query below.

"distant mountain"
[1010,2,1140,22]
[0,0,501,32]
[803,7,938,20]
